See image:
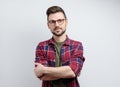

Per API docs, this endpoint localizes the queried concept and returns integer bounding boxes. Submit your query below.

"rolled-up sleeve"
[69,43,85,76]
[35,44,47,66]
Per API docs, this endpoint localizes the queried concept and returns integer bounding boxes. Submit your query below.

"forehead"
[48,12,65,20]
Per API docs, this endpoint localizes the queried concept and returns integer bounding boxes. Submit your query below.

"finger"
[34,63,39,65]
[38,74,45,80]
[34,63,39,67]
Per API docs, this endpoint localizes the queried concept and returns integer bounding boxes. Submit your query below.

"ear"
[47,22,50,29]
[65,19,68,25]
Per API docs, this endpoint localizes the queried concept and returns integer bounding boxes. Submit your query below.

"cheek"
[48,25,54,31]
[62,24,67,29]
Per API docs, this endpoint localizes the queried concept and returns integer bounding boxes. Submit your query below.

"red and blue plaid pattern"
[35,36,85,87]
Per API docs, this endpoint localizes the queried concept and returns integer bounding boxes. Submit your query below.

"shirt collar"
[48,35,71,46]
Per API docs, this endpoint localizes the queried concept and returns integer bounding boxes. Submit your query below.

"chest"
[43,45,75,65]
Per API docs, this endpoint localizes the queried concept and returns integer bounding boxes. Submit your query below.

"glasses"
[48,19,66,26]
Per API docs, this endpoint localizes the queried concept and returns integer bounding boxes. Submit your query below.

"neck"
[53,34,67,42]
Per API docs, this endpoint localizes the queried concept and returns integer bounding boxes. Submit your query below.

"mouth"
[54,27,61,32]
[54,27,61,30]
[52,29,66,36]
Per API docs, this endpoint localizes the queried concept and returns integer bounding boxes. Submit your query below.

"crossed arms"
[34,63,75,81]
[34,42,85,81]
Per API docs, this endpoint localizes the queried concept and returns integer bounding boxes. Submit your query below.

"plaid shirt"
[35,36,85,87]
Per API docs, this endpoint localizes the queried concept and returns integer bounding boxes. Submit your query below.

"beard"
[51,27,66,36]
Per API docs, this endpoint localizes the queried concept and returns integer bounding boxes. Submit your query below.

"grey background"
[0,0,120,87]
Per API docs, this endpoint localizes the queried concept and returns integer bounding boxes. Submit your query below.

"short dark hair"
[46,6,67,20]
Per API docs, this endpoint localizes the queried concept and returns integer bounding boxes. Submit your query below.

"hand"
[34,63,46,78]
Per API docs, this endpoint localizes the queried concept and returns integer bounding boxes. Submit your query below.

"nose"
[55,21,59,26]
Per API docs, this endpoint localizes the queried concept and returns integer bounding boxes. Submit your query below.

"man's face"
[47,12,67,36]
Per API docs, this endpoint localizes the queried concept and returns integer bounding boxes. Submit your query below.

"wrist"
[43,66,47,74]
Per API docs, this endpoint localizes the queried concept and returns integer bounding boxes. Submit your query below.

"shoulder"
[69,38,82,46]
[37,39,50,47]
[68,38,83,51]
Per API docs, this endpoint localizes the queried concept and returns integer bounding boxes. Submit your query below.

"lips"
[55,29,61,32]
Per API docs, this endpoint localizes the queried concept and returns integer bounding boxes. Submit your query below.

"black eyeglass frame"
[48,19,66,26]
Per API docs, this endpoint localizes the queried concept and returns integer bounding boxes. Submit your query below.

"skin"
[34,12,75,81]
[48,12,67,42]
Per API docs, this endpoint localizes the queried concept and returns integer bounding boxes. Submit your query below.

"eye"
[57,19,64,23]
[49,20,56,24]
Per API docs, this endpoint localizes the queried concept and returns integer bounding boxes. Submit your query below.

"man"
[34,6,85,87]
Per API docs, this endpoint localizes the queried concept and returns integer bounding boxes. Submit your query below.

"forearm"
[42,66,75,80]
[39,74,59,81]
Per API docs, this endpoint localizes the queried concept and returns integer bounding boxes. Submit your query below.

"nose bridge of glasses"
[53,20,60,24]
[55,20,60,25]
[50,20,59,26]
[48,19,65,25]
